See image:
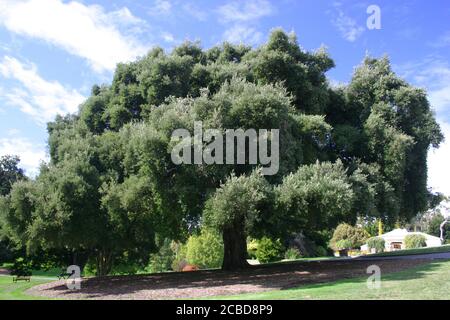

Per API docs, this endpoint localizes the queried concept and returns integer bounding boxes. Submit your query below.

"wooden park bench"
[13,275,31,282]
[58,270,75,280]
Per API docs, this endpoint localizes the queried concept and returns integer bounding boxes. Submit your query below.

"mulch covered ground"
[27,258,429,300]
[0,268,10,275]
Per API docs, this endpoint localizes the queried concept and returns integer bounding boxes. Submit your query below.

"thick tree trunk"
[222,219,250,271]
[96,249,113,276]
[71,250,89,273]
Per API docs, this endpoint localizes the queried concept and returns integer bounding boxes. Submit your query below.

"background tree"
[0,155,26,263]
[0,155,25,196]
[427,214,450,243]
[326,56,443,225]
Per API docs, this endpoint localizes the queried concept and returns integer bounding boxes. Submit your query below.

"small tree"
[329,223,369,251]
[404,234,427,249]
[367,237,385,253]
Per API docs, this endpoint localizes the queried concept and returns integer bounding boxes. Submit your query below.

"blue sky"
[0,0,449,196]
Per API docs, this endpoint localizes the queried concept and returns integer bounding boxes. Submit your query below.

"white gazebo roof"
[379,228,441,245]
[361,228,443,251]
[379,228,409,242]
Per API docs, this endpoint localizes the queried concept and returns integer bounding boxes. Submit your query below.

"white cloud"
[148,0,172,16]
[0,56,85,124]
[7,128,21,136]
[430,31,450,48]
[331,3,364,42]
[217,0,274,45]
[109,7,147,27]
[0,0,150,73]
[396,58,450,116]
[161,32,175,43]
[217,0,273,23]
[223,25,263,45]
[428,122,450,197]
[0,136,48,177]
[183,3,208,21]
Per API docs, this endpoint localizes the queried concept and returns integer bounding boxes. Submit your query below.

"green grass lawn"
[0,263,58,300]
[363,244,450,258]
[0,276,54,300]
[208,260,450,300]
[2,256,450,300]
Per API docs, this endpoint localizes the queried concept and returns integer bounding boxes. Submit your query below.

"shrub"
[329,223,369,251]
[83,259,97,276]
[335,239,353,250]
[404,234,427,249]
[367,237,385,253]
[314,245,328,257]
[10,257,32,276]
[247,239,258,259]
[284,247,302,260]
[255,237,284,263]
[147,239,175,273]
[185,229,224,269]
[171,242,188,272]
[111,263,140,275]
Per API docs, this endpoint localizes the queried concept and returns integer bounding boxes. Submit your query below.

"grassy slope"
[208,260,450,300]
[363,244,450,258]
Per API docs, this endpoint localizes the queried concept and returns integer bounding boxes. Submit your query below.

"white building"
[361,228,442,252]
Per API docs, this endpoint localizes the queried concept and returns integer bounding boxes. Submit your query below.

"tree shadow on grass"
[36,258,448,299]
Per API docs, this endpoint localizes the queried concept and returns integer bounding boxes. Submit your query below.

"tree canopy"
[0,29,443,271]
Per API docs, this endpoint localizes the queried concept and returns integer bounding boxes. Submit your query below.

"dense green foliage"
[334,239,353,250]
[0,155,26,263]
[147,239,176,273]
[404,234,427,249]
[284,247,303,260]
[0,29,442,272]
[10,257,32,277]
[0,155,25,197]
[329,223,369,251]
[185,229,224,269]
[367,237,385,253]
[255,237,284,263]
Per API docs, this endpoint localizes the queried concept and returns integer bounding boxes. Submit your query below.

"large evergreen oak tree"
[0,30,442,272]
